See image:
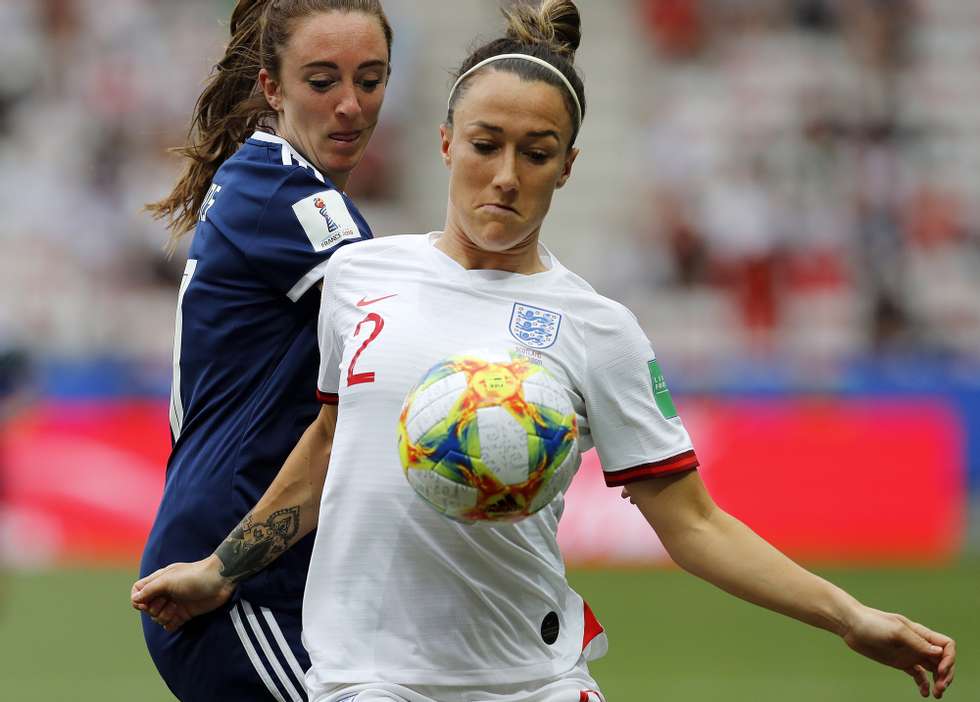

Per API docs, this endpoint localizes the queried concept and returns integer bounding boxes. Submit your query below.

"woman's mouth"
[329,131,361,143]
[481,203,519,216]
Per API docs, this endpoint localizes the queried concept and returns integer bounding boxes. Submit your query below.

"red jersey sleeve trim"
[316,390,339,405]
[603,450,699,487]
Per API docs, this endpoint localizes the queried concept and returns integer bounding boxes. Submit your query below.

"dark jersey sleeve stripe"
[603,449,699,487]
[316,390,339,405]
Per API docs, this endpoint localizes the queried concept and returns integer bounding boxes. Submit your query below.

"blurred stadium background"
[0,0,977,699]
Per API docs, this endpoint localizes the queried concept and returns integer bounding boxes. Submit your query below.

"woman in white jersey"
[134,1,956,700]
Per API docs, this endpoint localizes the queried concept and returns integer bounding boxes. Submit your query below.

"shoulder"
[321,234,425,284]
[329,233,428,267]
[542,263,652,360]
[549,261,640,330]
[209,133,344,234]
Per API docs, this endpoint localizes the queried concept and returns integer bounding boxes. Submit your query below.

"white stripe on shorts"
[230,602,288,702]
[261,604,308,686]
[241,600,305,702]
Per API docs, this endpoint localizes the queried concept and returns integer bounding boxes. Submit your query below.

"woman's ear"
[258,68,282,112]
[556,147,580,189]
[440,123,453,168]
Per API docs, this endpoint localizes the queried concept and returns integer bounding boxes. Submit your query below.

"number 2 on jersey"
[347,313,384,386]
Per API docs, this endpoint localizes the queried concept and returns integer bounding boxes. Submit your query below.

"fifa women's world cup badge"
[291,190,361,252]
[509,303,562,349]
[314,197,340,233]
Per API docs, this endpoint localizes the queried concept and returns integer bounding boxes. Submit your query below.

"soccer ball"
[397,351,580,523]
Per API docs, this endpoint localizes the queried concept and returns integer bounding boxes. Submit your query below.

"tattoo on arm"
[215,507,301,583]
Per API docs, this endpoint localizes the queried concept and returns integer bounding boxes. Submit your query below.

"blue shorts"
[143,597,310,702]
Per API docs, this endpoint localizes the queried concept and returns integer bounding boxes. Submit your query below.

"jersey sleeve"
[215,166,372,302]
[316,253,345,405]
[580,304,698,487]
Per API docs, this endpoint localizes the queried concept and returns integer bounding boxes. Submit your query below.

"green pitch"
[1,563,974,701]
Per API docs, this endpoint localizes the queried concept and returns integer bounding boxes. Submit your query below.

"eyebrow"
[301,59,387,70]
[470,121,561,141]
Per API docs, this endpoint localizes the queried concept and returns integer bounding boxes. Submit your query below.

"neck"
[276,123,349,191]
[435,219,547,275]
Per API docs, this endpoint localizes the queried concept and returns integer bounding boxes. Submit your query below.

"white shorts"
[311,656,604,702]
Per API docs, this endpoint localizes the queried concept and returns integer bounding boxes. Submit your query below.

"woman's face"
[441,70,578,261]
[260,11,389,189]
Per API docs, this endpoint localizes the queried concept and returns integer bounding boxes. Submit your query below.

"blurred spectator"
[625,0,980,363]
[840,0,914,70]
[1,0,978,372]
[852,120,914,350]
[699,156,783,347]
[792,0,838,33]
[639,0,706,59]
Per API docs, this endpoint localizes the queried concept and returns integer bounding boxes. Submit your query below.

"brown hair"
[447,0,585,147]
[148,0,393,253]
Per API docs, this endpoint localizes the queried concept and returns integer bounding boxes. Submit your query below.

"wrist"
[824,585,864,638]
[206,552,238,591]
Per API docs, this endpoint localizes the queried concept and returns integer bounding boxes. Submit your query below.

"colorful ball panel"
[398,351,580,523]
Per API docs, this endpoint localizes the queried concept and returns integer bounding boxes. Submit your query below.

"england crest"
[510,302,562,349]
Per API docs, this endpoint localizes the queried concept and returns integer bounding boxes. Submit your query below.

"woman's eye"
[472,142,497,154]
[526,151,550,163]
[359,79,382,91]
[309,79,335,91]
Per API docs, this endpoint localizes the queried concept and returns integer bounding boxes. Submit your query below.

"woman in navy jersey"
[136,1,956,700]
[138,1,392,700]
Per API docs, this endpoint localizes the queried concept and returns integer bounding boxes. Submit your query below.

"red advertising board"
[559,397,966,565]
[0,397,966,566]
[1,402,169,566]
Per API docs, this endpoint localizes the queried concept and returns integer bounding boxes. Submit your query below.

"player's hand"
[131,554,236,632]
[841,605,955,698]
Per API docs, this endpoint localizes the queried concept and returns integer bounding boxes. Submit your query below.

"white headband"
[447,53,582,130]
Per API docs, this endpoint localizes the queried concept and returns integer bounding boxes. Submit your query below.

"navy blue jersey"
[141,131,372,609]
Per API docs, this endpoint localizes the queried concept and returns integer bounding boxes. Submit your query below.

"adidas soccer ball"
[398,351,580,523]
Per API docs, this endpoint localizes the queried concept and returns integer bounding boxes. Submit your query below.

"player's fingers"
[934,665,954,699]
[155,601,177,626]
[133,562,191,602]
[898,625,945,665]
[906,665,930,698]
[132,572,169,604]
[936,637,956,676]
[137,568,189,606]
[133,562,178,587]
[905,619,953,648]
[145,596,169,618]
[159,601,192,632]
[131,574,158,602]
[160,601,196,632]
[933,648,955,700]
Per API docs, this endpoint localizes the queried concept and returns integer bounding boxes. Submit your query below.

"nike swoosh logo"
[356,293,398,307]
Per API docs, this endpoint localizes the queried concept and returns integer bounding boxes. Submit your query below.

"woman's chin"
[316,152,361,184]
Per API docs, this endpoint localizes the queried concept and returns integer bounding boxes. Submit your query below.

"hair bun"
[504,0,582,61]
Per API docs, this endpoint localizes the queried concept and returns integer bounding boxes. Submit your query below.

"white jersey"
[304,234,697,690]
